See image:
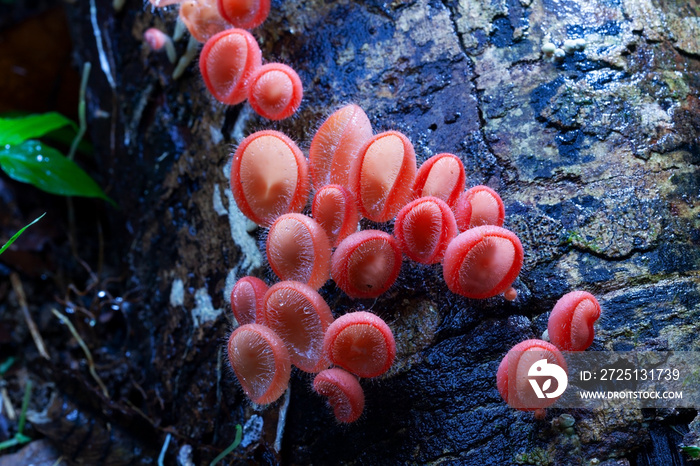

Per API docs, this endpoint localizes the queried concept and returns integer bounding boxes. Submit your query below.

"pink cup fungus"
[266,214,331,290]
[148,0,184,6]
[350,131,417,222]
[323,311,396,378]
[247,63,303,120]
[199,28,262,105]
[179,0,231,43]
[412,153,465,207]
[227,323,291,404]
[309,104,373,190]
[548,291,601,351]
[496,339,568,412]
[260,281,334,373]
[311,184,359,247]
[143,28,176,63]
[230,130,309,226]
[331,230,402,299]
[230,276,268,325]
[313,368,365,423]
[442,225,524,299]
[394,197,458,264]
[217,0,270,29]
[454,185,505,231]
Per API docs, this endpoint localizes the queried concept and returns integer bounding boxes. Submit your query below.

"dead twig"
[52,308,109,398]
[10,273,50,360]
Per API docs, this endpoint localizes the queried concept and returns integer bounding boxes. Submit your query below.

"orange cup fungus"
[323,311,396,378]
[496,339,567,412]
[455,185,505,231]
[349,131,417,222]
[179,0,231,43]
[266,214,331,290]
[311,184,359,247]
[248,63,303,120]
[217,0,270,29]
[227,323,291,404]
[548,291,601,351]
[260,281,334,373]
[199,28,262,105]
[442,225,523,299]
[331,230,402,299]
[412,153,465,207]
[230,276,268,325]
[309,104,373,190]
[230,130,309,226]
[394,197,458,264]
[313,368,365,423]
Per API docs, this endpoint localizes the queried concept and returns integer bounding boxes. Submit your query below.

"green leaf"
[0,213,45,256]
[682,446,700,458]
[0,113,76,146]
[0,141,115,205]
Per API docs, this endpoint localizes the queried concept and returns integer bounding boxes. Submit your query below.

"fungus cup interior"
[180,0,231,43]
[228,324,291,404]
[548,291,601,351]
[230,276,268,325]
[323,311,396,378]
[309,104,373,190]
[262,281,333,372]
[496,339,567,411]
[443,225,523,299]
[248,64,303,120]
[459,185,505,229]
[311,185,359,247]
[313,368,365,423]
[217,0,270,29]
[395,197,457,264]
[231,130,309,226]
[331,231,401,298]
[413,153,465,206]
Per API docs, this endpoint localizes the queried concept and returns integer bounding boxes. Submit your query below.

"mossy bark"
[60,0,699,464]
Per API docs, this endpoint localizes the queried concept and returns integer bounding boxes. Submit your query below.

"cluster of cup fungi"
[142,0,603,424]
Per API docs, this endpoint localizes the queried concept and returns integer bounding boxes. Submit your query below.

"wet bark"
[38,0,700,464]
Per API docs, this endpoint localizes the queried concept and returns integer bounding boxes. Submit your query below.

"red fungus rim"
[350,131,417,222]
[230,130,309,226]
[313,368,365,423]
[261,281,334,373]
[199,28,262,105]
[547,291,601,351]
[442,225,524,299]
[230,276,268,325]
[323,311,396,378]
[496,339,567,412]
[461,185,505,229]
[217,0,271,29]
[412,153,466,207]
[394,196,458,264]
[248,63,303,121]
[266,214,331,290]
[227,323,291,405]
[330,230,402,299]
[311,184,359,248]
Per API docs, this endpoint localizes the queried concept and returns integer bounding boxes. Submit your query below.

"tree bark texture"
[46,0,700,464]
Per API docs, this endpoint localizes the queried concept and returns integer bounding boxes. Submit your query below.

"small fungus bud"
[350,131,417,222]
[442,225,524,299]
[179,0,231,43]
[554,48,566,60]
[323,311,395,378]
[331,230,402,299]
[248,63,303,121]
[311,184,359,247]
[313,368,365,423]
[217,0,270,29]
[547,291,601,351]
[266,214,331,290]
[230,130,309,226]
[230,276,268,325]
[412,153,465,207]
[309,104,373,190]
[454,185,505,231]
[144,28,177,63]
[496,339,567,412]
[199,28,262,105]
[261,281,334,373]
[227,323,291,404]
[563,39,577,54]
[394,197,458,264]
[574,38,586,50]
[148,0,184,7]
[541,42,556,56]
